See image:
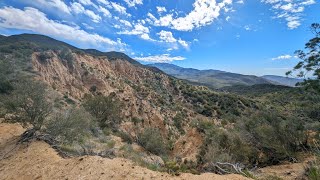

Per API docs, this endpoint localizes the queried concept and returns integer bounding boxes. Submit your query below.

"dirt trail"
[0,123,248,180]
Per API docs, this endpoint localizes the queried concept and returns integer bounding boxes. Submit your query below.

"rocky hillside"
[0,34,319,179]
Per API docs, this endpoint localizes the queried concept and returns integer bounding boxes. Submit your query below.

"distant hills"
[147,63,302,88]
[261,75,303,87]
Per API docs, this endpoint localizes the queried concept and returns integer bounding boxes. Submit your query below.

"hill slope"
[1,34,319,179]
[261,75,303,87]
[0,123,249,180]
[147,63,273,88]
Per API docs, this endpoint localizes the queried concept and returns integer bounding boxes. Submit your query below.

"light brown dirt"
[0,123,249,180]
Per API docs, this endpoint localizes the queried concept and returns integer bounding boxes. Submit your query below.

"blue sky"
[0,0,318,76]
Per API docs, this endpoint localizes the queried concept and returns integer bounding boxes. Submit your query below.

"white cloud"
[96,0,110,6]
[156,6,167,13]
[98,6,111,17]
[134,54,186,63]
[111,2,129,15]
[157,30,189,49]
[71,2,85,14]
[84,10,101,23]
[236,0,244,4]
[226,16,231,21]
[140,33,154,41]
[118,23,154,41]
[271,54,297,60]
[148,0,232,31]
[71,2,101,23]
[262,0,316,29]
[157,30,176,43]
[118,23,149,35]
[24,0,71,14]
[119,19,132,27]
[0,7,125,51]
[124,0,143,7]
[244,25,251,31]
[79,0,94,6]
[178,39,189,49]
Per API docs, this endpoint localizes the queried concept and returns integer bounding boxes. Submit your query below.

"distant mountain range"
[147,63,303,88]
[261,75,303,87]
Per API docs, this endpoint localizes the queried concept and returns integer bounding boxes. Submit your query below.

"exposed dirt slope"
[0,123,248,180]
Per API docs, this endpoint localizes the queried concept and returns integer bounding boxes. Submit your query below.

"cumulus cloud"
[119,19,132,27]
[111,2,129,16]
[157,30,189,49]
[156,6,167,13]
[23,0,71,14]
[262,0,316,29]
[118,23,149,35]
[271,54,297,60]
[78,0,94,6]
[118,23,154,41]
[98,6,111,17]
[157,30,177,43]
[134,54,186,62]
[70,2,101,23]
[124,0,143,7]
[0,6,125,51]
[96,0,111,6]
[148,0,232,31]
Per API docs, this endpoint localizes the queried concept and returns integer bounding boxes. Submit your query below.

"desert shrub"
[198,126,257,167]
[306,163,320,180]
[38,51,53,63]
[240,110,307,166]
[89,85,97,93]
[83,95,121,129]
[131,117,144,125]
[44,108,96,144]
[173,113,185,134]
[0,80,13,94]
[58,48,74,70]
[0,60,14,94]
[137,128,168,156]
[116,130,133,144]
[4,80,52,130]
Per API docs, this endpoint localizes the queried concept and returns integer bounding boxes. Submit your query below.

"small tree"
[287,23,320,92]
[83,95,121,129]
[5,80,52,131]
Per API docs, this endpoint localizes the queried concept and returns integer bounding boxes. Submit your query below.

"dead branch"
[211,162,248,177]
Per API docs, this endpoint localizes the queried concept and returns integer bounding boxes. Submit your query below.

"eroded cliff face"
[31,51,204,160]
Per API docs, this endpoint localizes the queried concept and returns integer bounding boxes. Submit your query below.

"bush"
[45,108,95,144]
[173,113,185,134]
[38,52,53,63]
[4,80,52,130]
[83,95,121,129]
[116,130,133,144]
[137,128,168,156]
[0,80,13,94]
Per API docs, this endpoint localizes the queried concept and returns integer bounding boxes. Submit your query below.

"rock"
[142,154,164,166]
[4,114,15,121]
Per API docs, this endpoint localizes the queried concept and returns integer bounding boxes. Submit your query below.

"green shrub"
[116,130,133,144]
[45,107,96,144]
[4,80,52,130]
[137,128,168,156]
[83,95,121,129]
[173,113,185,134]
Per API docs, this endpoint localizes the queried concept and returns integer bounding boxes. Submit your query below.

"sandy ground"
[0,123,249,180]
